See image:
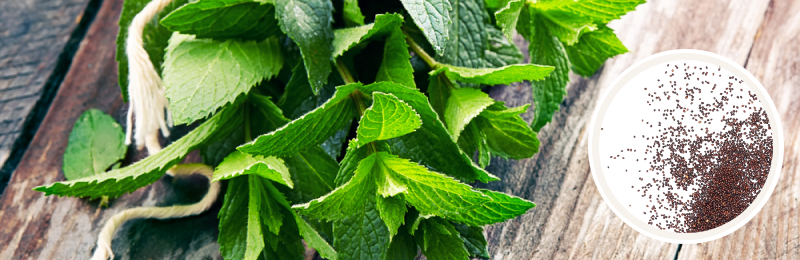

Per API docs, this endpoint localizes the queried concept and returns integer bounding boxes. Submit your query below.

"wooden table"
[1,0,798,259]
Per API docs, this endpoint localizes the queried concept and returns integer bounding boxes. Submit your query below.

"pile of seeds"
[629,63,773,233]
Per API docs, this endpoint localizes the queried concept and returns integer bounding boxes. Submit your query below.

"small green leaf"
[386,224,419,260]
[376,28,416,88]
[376,195,407,238]
[213,151,292,187]
[333,13,404,59]
[520,8,569,132]
[62,109,126,180]
[494,0,524,42]
[476,103,540,159]
[160,0,281,41]
[117,0,188,101]
[35,105,242,198]
[238,83,360,157]
[359,82,498,183]
[164,34,283,125]
[537,8,596,45]
[415,218,470,260]
[296,214,338,260]
[355,92,422,148]
[343,0,365,26]
[566,26,628,76]
[333,199,391,260]
[400,0,451,54]
[432,63,554,85]
[453,223,489,258]
[275,0,334,93]
[444,87,494,140]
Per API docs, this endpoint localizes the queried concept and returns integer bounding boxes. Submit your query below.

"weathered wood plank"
[678,0,800,259]
[0,0,224,259]
[480,0,770,259]
[0,0,93,182]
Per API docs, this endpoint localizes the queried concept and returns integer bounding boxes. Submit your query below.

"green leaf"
[296,214,339,260]
[372,152,494,226]
[34,105,242,198]
[453,223,489,258]
[437,0,489,70]
[278,63,314,119]
[538,0,645,24]
[444,87,494,140]
[250,175,285,236]
[238,83,360,157]
[400,0,451,54]
[160,0,281,41]
[343,0,365,26]
[426,74,452,120]
[466,189,536,224]
[415,218,469,260]
[494,0,524,42]
[432,63,553,85]
[566,26,628,76]
[520,8,570,131]
[282,147,338,204]
[359,82,497,183]
[292,148,377,221]
[376,28,416,88]
[164,34,283,125]
[355,92,422,148]
[213,151,292,187]
[537,8,596,45]
[376,195,407,238]
[333,199,391,260]
[62,109,126,180]
[385,225,419,260]
[476,103,540,159]
[275,0,334,93]
[484,25,524,67]
[117,0,188,102]
[332,13,404,59]
[201,127,244,167]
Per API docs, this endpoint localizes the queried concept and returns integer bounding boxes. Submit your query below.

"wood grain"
[0,0,224,259]
[479,0,771,259]
[0,0,92,175]
[678,0,800,259]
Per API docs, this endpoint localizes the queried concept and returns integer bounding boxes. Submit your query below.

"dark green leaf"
[437,0,489,70]
[281,147,338,204]
[333,199,391,260]
[385,224,419,260]
[415,218,469,260]
[476,103,539,159]
[376,28,416,88]
[400,0,451,54]
[537,8,596,45]
[566,26,628,76]
[454,223,489,258]
[160,0,281,41]
[484,25,524,67]
[62,109,127,180]
[275,0,334,93]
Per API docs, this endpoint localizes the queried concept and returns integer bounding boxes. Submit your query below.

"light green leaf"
[537,0,645,24]
[117,0,188,101]
[464,189,536,224]
[343,0,365,26]
[376,28,416,88]
[415,218,470,260]
[275,0,334,93]
[160,0,281,41]
[35,105,242,198]
[432,63,553,85]
[538,8,596,45]
[494,0,524,42]
[386,225,419,260]
[400,0,451,54]
[476,103,540,159]
[296,214,339,260]
[355,92,422,148]
[484,25,524,67]
[566,26,628,76]
[333,199,391,260]
[376,195,407,238]
[453,223,489,258]
[281,147,338,204]
[333,13,404,58]
[444,87,494,140]
[292,148,377,221]
[238,83,360,157]
[62,109,126,180]
[164,34,283,125]
[212,151,292,187]
[359,82,498,183]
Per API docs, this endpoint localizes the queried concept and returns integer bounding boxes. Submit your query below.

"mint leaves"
[40,1,644,259]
